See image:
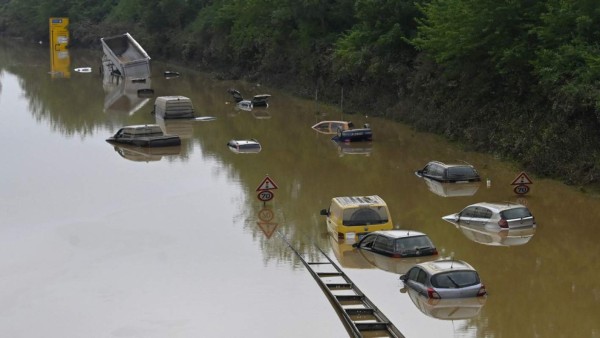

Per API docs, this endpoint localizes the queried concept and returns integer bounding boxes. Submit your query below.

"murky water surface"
[1,40,599,337]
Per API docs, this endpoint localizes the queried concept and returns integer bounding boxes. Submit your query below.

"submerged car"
[227,139,262,154]
[106,124,181,147]
[400,260,487,299]
[312,120,372,142]
[320,195,393,241]
[352,230,438,258]
[415,161,481,183]
[442,202,536,230]
[312,120,355,134]
[227,88,271,107]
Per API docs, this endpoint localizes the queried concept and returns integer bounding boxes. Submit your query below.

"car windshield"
[500,207,532,220]
[446,166,478,179]
[431,271,480,289]
[396,236,434,251]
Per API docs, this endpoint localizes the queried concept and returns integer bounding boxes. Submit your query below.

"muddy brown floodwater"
[1,39,599,338]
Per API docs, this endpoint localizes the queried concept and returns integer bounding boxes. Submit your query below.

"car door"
[472,207,493,226]
[358,233,377,251]
[405,267,428,295]
[458,207,478,224]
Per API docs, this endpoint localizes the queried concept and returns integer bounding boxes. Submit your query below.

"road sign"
[257,190,274,202]
[257,222,279,239]
[256,176,278,191]
[514,184,530,195]
[511,171,533,185]
[258,208,274,222]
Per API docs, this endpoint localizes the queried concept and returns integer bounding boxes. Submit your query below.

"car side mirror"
[320,209,329,216]
[399,274,407,282]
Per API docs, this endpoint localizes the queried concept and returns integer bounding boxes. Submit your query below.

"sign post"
[256,175,278,205]
[511,171,533,195]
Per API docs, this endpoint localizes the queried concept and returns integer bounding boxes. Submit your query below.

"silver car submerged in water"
[442,202,536,230]
[400,260,487,299]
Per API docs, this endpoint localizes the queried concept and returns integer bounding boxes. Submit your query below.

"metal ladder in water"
[282,235,404,338]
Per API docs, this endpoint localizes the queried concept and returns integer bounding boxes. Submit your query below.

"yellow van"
[320,195,394,240]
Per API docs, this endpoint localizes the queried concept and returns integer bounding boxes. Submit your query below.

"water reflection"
[3,40,600,338]
[156,116,195,139]
[111,144,182,162]
[328,235,374,269]
[359,250,439,275]
[334,141,373,157]
[102,65,153,115]
[446,221,536,247]
[49,49,70,78]
[402,287,486,320]
[252,107,271,119]
[422,178,480,197]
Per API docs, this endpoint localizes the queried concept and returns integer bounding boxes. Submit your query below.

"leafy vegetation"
[1,0,600,186]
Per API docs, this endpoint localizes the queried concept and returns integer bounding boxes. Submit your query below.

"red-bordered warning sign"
[257,222,279,238]
[256,176,278,191]
[257,190,274,202]
[511,171,533,185]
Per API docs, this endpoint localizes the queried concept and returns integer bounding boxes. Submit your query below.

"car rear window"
[343,207,388,226]
[431,271,480,289]
[396,236,434,251]
[446,166,478,179]
[501,207,532,220]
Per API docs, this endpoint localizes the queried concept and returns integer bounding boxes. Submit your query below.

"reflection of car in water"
[447,220,536,247]
[422,177,480,197]
[102,64,153,115]
[359,250,439,275]
[335,141,372,156]
[155,116,194,139]
[443,202,536,230]
[403,287,486,320]
[327,235,374,270]
[111,144,182,162]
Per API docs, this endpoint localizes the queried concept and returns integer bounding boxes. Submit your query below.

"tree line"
[2,0,600,188]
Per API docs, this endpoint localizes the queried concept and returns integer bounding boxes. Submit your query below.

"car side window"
[422,165,430,175]
[359,234,376,249]
[472,207,492,219]
[407,267,419,281]
[460,207,477,218]
[416,269,428,285]
[372,236,393,253]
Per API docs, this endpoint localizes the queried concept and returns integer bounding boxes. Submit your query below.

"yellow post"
[49,18,70,78]
[49,17,69,50]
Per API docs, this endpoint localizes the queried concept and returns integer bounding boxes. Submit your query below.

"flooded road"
[1,39,599,337]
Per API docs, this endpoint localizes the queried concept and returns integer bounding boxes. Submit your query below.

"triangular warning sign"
[257,222,279,239]
[256,176,278,191]
[511,171,533,185]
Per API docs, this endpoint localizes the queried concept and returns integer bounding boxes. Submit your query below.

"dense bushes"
[1,0,599,187]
